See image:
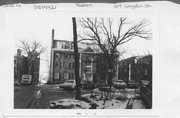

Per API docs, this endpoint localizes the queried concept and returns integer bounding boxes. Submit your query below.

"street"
[14,84,149,109]
[14,84,92,109]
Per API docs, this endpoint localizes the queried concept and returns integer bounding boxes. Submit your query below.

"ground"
[14,84,148,109]
[14,84,92,109]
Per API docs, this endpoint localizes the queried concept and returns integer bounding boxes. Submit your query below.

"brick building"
[118,55,152,83]
[136,55,152,81]
[14,49,23,82]
[14,49,40,85]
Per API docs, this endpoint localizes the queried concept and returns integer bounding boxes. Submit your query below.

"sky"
[5,11,152,81]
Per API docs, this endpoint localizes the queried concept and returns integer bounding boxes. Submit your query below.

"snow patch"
[49,99,91,109]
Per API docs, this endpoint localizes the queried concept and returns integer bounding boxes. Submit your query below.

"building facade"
[49,30,75,83]
[118,55,152,82]
[14,49,40,85]
[14,49,23,82]
[49,29,118,84]
[136,55,152,81]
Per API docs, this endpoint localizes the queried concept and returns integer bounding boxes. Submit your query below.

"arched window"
[85,56,93,73]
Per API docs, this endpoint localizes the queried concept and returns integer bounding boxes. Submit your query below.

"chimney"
[52,29,54,40]
[17,49,21,57]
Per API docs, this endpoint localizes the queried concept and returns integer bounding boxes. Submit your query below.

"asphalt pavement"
[14,85,39,108]
[14,84,149,109]
[14,84,92,109]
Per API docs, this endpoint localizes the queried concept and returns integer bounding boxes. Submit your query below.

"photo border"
[1,5,160,117]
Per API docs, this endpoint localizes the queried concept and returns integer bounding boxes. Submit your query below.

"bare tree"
[78,17,151,102]
[18,39,46,85]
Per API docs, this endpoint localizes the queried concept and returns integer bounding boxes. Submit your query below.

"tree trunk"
[72,17,81,100]
[103,58,114,104]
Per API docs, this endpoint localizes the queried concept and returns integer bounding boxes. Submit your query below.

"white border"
[1,4,159,117]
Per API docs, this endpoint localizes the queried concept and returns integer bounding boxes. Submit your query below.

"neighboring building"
[14,49,40,85]
[14,49,23,82]
[118,55,152,82]
[136,55,152,81]
[118,56,137,82]
[33,57,40,85]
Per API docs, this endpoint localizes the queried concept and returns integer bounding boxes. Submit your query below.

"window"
[70,54,74,59]
[59,62,61,68]
[59,54,62,58]
[62,44,64,49]
[144,68,148,75]
[64,54,68,59]
[55,62,59,67]
[54,73,59,79]
[53,42,57,48]
[71,44,74,50]
[85,67,92,73]
[65,45,69,49]
[62,44,70,49]
[124,68,127,72]
[69,63,71,69]
[59,73,64,80]
[85,62,91,66]
[145,61,149,64]
[56,53,59,58]
[63,63,65,68]
[68,73,74,79]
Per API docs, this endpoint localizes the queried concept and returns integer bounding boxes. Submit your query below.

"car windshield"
[24,78,30,80]
[115,80,123,83]
[128,80,135,82]
[65,81,74,83]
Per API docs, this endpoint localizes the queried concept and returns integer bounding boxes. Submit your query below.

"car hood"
[60,83,73,86]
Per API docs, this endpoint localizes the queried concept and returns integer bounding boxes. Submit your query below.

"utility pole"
[72,17,81,100]
[50,29,54,84]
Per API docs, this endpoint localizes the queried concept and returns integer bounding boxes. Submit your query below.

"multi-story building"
[49,29,118,84]
[14,49,23,82]
[50,29,75,83]
[118,55,152,82]
[33,57,40,85]
[118,56,137,82]
[14,49,40,85]
[136,55,152,81]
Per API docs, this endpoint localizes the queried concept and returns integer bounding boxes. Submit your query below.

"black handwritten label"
[113,3,152,9]
[3,3,21,8]
[34,5,56,10]
[76,3,92,7]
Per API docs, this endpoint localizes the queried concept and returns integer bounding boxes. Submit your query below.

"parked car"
[140,80,152,108]
[59,80,76,90]
[126,80,139,88]
[81,80,95,89]
[21,74,32,85]
[96,80,107,88]
[113,80,127,89]
[14,80,20,86]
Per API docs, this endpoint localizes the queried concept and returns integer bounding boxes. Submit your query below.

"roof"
[53,39,73,43]
[83,47,94,53]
